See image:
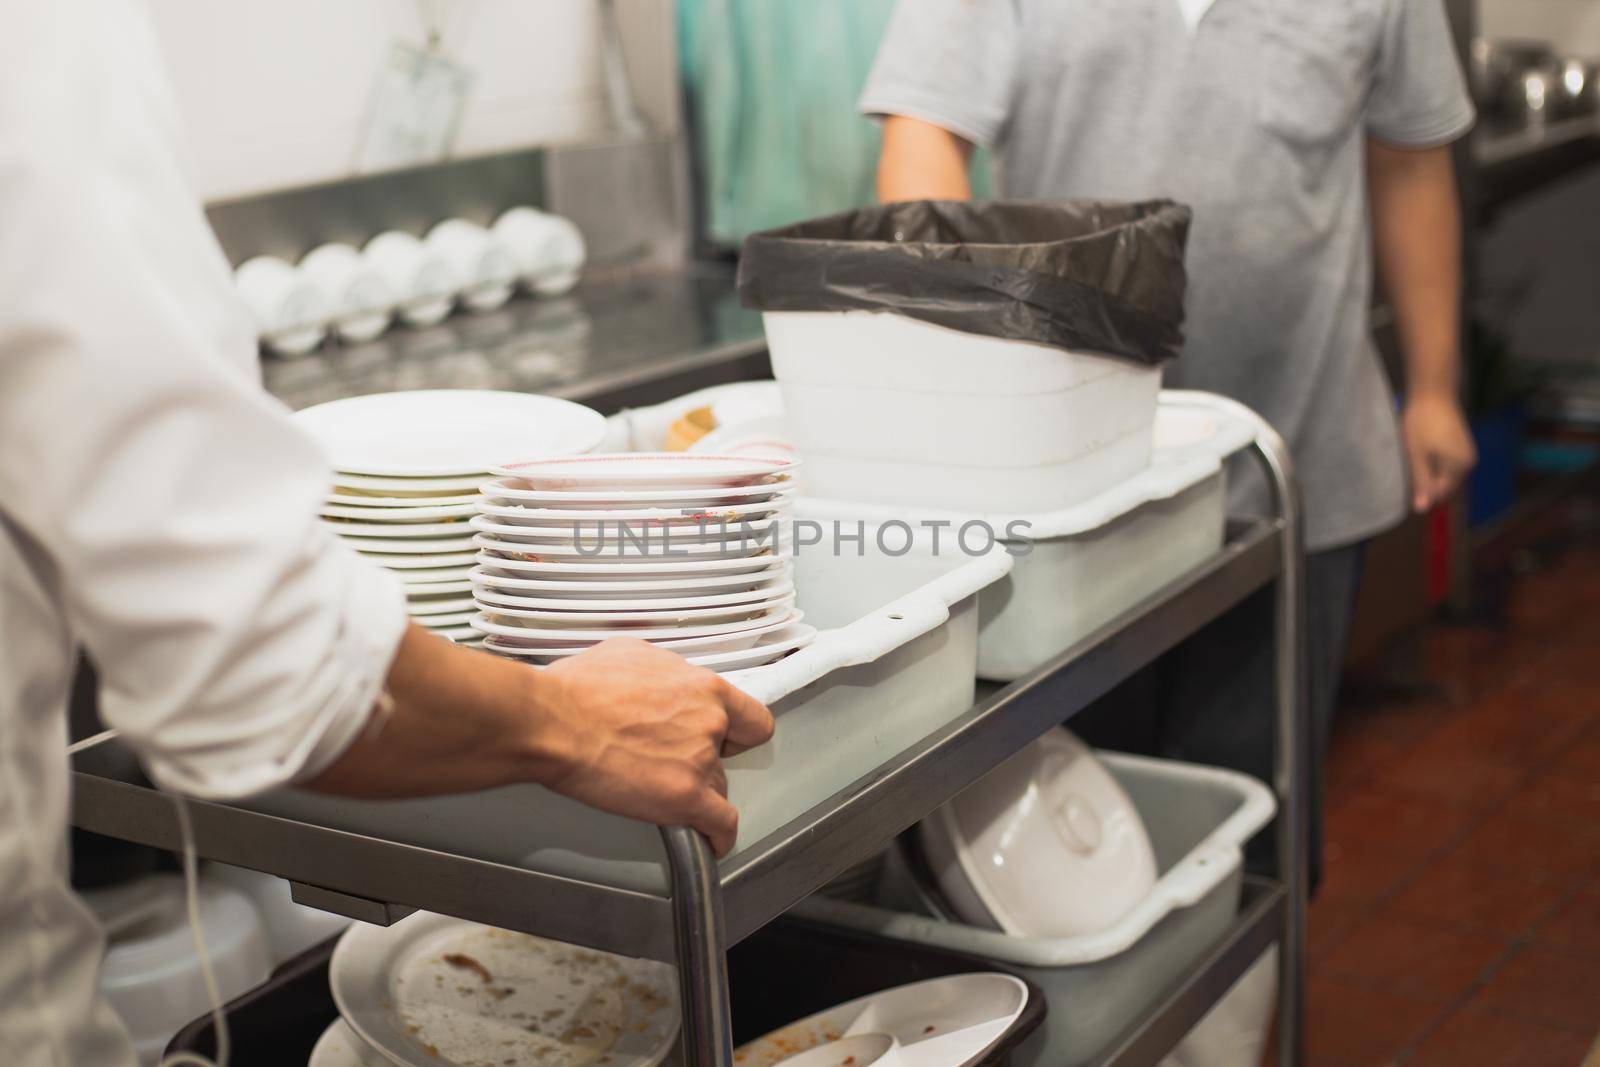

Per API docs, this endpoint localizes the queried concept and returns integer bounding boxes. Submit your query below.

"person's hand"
[1402,391,1476,513]
[530,638,774,856]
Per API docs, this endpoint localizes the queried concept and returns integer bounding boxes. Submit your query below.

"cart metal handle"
[663,825,735,1067]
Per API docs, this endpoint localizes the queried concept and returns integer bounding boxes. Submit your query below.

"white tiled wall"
[1479,0,1600,53]
[146,0,673,202]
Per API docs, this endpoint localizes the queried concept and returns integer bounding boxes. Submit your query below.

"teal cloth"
[678,0,990,245]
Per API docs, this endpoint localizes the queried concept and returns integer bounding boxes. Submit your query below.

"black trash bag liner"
[737,198,1192,367]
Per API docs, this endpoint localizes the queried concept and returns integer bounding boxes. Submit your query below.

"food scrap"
[443,953,495,984]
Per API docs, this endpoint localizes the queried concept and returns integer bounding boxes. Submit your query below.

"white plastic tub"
[762,310,1161,512]
[235,517,1012,893]
[795,752,1276,1067]
[804,395,1256,681]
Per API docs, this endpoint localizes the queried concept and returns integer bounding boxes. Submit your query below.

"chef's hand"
[1402,391,1476,514]
[534,638,774,856]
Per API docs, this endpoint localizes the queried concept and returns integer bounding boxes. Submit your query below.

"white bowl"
[919,729,1158,937]
[234,255,328,357]
[492,206,587,296]
[362,231,457,328]
[298,242,396,344]
[425,218,518,312]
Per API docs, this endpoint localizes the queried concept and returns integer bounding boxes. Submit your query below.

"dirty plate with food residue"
[331,911,678,1067]
[734,974,1028,1067]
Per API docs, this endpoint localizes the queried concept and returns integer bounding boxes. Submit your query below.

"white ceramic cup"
[298,242,396,344]
[492,206,587,297]
[362,230,459,328]
[233,255,328,358]
[424,218,518,312]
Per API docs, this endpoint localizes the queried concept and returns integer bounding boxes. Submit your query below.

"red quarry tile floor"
[1297,486,1600,1065]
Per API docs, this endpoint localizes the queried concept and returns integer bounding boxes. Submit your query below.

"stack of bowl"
[292,390,608,646]
[468,453,815,669]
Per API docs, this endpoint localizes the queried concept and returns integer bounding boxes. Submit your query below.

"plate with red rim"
[467,564,788,597]
[475,538,779,564]
[469,517,785,548]
[471,579,795,613]
[475,498,789,527]
[480,609,803,655]
[489,452,799,490]
[475,592,796,625]
[469,603,794,642]
[475,553,791,581]
[478,481,793,509]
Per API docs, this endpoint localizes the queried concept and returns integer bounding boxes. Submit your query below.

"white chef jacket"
[0,4,407,1063]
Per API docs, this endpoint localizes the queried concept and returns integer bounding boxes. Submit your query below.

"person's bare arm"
[877,115,975,202]
[1367,138,1476,513]
[304,625,773,856]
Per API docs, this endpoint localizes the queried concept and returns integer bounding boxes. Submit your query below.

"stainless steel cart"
[69,395,1308,1067]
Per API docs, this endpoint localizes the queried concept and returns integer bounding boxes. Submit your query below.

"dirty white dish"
[399,577,474,594]
[680,624,816,669]
[308,1018,388,1067]
[481,610,804,657]
[467,564,787,597]
[330,911,678,1067]
[491,452,798,490]
[470,603,793,643]
[476,539,779,564]
[920,729,1158,938]
[322,518,472,539]
[478,592,795,626]
[475,585,793,618]
[476,498,789,526]
[480,482,791,509]
[294,391,605,477]
[471,575,790,610]
[323,502,479,522]
[735,973,1029,1067]
[474,553,789,580]
[469,516,783,548]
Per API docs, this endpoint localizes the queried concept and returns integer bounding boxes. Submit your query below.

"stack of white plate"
[468,453,816,669]
[292,391,607,646]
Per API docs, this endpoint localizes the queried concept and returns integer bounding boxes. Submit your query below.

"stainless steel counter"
[260,264,768,417]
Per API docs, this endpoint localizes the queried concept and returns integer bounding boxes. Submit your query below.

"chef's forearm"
[877,115,974,202]
[302,624,554,798]
[1366,139,1463,401]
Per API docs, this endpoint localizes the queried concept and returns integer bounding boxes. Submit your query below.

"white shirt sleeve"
[0,1,407,799]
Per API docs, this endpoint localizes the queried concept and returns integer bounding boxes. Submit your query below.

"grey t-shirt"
[861,0,1474,550]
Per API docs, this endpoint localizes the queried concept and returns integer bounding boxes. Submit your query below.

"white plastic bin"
[233,518,1011,893]
[763,310,1161,512]
[803,395,1256,681]
[796,752,1276,1067]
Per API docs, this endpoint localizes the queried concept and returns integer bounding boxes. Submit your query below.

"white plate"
[477,592,795,626]
[689,415,795,460]
[405,592,476,614]
[490,452,798,489]
[482,610,804,657]
[400,577,474,594]
[430,624,480,641]
[475,553,789,580]
[323,518,472,538]
[476,498,789,527]
[472,580,794,614]
[308,1019,388,1067]
[323,502,479,522]
[478,481,792,509]
[470,603,793,643]
[333,473,489,494]
[344,536,477,555]
[469,517,784,549]
[362,551,478,570]
[922,729,1158,938]
[416,610,477,628]
[330,912,678,1067]
[468,565,788,598]
[684,624,815,669]
[327,491,482,507]
[475,539,779,565]
[735,974,1029,1067]
[294,391,606,476]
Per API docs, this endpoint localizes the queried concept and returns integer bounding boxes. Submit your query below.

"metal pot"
[1472,39,1563,123]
